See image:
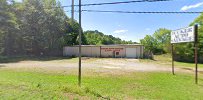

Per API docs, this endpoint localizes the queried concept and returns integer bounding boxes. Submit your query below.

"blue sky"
[60,0,203,42]
[15,0,203,42]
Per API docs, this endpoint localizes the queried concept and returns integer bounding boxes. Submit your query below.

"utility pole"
[71,0,74,23]
[78,0,82,87]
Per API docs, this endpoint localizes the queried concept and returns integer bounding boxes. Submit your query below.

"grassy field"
[0,56,79,63]
[140,54,203,68]
[1,55,203,99]
[0,69,203,100]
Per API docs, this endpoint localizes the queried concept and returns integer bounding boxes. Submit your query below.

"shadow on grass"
[0,56,74,63]
[84,87,110,100]
[180,68,203,75]
[181,68,193,71]
[199,71,203,74]
[0,65,6,68]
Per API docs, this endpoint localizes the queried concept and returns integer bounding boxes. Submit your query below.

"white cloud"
[14,0,22,2]
[115,35,128,40]
[118,25,122,27]
[113,29,128,34]
[181,2,203,11]
[145,28,151,31]
[112,29,129,40]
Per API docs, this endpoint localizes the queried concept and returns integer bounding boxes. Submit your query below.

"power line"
[83,10,203,14]
[61,0,173,8]
[65,10,203,14]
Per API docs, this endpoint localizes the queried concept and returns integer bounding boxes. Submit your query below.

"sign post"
[171,44,175,75]
[171,25,198,84]
[194,25,198,84]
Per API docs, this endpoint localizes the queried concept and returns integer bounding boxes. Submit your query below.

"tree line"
[84,30,135,45]
[140,13,203,63]
[1,0,75,56]
[0,0,133,56]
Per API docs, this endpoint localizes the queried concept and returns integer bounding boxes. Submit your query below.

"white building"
[63,44,144,58]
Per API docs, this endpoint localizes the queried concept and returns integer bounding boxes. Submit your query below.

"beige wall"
[63,45,144,58]
[81,47,92,57]
[63,47,79,56]
[101,46,125,58]
[64,46,100,57]
[91,47,100,57]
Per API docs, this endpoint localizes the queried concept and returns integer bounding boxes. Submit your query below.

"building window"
[116,52,119,55]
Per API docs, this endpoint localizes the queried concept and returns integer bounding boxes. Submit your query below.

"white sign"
[171,26,195,43]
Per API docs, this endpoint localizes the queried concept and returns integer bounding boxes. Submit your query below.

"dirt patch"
[64,93,90,100]
[0,58,202,74]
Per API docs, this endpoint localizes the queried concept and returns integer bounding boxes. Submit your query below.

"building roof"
[65,44,143,47]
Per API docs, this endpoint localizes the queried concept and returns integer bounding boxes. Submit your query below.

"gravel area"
[0,58,202,74]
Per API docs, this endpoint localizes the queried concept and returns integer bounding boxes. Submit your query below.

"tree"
[0,0,81,56]
[140,35,158,54]
[1,0,134,57]
[153,28,171,53]
[140,28,171,54]
[63,20,87,46]
[84,30,134,45]
[0,0,19,55]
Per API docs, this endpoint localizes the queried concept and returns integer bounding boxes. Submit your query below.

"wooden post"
[100,46,102,57]
[194,25,198,84]
[171,44,175,75]
[71,0,74,23]
[78,0,82,87]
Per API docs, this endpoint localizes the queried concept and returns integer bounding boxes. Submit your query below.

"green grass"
[140,54,203,68]
[175,61,203,68]
[1,55,203,99]
[0,69,203,99]
[0,56,78,63]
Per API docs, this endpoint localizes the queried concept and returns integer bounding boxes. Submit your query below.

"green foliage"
[84,30,135,45]
[153,28,171,53]
[140,12,203,63]
[63,20,87,46]
[0,0,19,55]
[0,69,203,99]
[140,35,158,53]
[173,13,203,63]
[0,0,86,56]
[0,0,133,56]
[140,28,171,54]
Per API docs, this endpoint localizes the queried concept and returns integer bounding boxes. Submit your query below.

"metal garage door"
[126,48,137,58]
